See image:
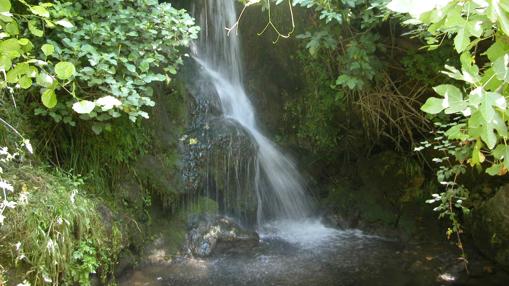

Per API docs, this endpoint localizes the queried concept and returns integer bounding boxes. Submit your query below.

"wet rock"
[321,213,360,229]
[471,184,509,271]
[115,249,137,278]
[185,214,259,257]
[182,118,259,224]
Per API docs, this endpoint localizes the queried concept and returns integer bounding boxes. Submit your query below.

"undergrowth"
[0,165,122,286]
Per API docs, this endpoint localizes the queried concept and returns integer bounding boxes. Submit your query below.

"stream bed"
[119,221,509,286]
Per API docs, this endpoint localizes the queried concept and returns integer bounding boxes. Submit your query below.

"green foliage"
[0,166,121,285]
[0,0,76,112]
[388,0,509,175]
[292,0,388,90]
[280,0,439,155]
[31,0,199,132]
[388,0,509,260]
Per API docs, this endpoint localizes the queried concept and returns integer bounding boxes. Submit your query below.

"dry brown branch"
[355,72,431,150]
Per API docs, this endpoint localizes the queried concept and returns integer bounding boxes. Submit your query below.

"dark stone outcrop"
[185,215,259,257]
[471,185,509,271]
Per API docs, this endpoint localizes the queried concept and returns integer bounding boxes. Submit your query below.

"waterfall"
[191,0,312,226]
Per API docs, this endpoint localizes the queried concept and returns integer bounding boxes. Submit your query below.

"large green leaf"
[488,0,509,35]
[421,97,445,114]
[55,62,76,80]
[454,27,470,53]
[41,89,57,108]
[5,21,19,36]
[433,84,466,114]
[41,44,54,57]
[72,100,96,114]
[36,72,54,88]
[0,0,11,12]
[493,54,509,81]
[445,123,469,140]
[30,6,50,18]
[480,92,496,122]
[485,39,509,61]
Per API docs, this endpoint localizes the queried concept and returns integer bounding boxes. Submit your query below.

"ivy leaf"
[124,63,136,73]
[471,140,486,166]
[72,100,96,114]
[30,6,50,18]
[445,124,469,141]
[493,144,509,169]
[0,0,11,13]
[486,163,503,176]
[493,54,509,82]
[485,39,509,62]
[488,0,509,35]
[55,19,74,28]
[5,21,18,35]
[481,122,498,149]
[433,84,465,114]
[28,20,43,37]
[36,72,54,88]
[421,97,444,114]
[454,28,470,53]
[41,44,54,57]
[466,20,483,38]
[0,55,12,71]
[19,76,32,89]
[41,89,57,108]
[493,112,508,138]
[480,92,496,122]
[444,8,464,28]
[55,61,76,80]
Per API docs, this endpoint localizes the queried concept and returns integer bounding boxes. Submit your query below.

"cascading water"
[191,0,312,227]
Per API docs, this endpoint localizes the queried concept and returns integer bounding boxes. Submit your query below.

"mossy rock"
[471,184,509,271]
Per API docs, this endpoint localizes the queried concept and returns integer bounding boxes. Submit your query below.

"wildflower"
[70,189,77,204]
[0,180,14,192]
[18,192,29,205]
[23,139,33,154]
[17,280,31,286]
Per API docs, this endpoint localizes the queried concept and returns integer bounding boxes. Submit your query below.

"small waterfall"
[190,0,312,226]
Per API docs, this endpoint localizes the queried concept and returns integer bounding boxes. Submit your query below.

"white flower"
[70,189,77,204]
[18,192,29,205]
[46,239,55,252]
[16,280,31,286]
[3,200,17,209]
[23,139,33,154]
[0,213,5,225]
[0,180,14,192]
[15,242,21,251]
[56,217,63,225]
[42,274,52,283]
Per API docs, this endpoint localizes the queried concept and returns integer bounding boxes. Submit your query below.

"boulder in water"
[185,214,259,257]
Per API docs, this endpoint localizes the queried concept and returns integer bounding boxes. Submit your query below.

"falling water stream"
[192,0,311,228]
[118,1,509,285]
